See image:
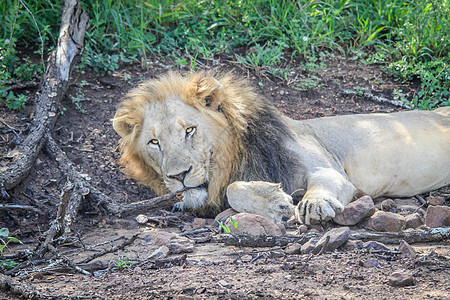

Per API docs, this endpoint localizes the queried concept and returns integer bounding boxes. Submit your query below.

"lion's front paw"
[295,194,344,225]
[172,188,208,212]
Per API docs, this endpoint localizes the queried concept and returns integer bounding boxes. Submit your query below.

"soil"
[1,55,449,299]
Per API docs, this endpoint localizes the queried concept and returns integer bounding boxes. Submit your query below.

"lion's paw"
[295,194,344,225]
[172,188,208,212]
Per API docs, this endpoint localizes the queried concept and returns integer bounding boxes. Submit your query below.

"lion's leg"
[294,168,357,225]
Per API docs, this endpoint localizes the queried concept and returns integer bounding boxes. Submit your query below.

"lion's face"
[137,96,217,196]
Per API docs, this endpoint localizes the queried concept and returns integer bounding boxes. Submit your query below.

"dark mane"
[237,101,301,194]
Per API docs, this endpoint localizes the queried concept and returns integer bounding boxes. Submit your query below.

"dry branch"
[0,273,41,299]
[0,0,89,193]
[350,228,450,244]
[105,193,180,217]
[215,233,319,247]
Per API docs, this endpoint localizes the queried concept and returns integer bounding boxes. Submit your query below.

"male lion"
[113,72,450,225]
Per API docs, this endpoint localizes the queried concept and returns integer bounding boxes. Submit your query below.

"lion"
[112,71,450,225]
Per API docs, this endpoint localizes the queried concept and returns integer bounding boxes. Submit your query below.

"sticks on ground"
[350,227,450,244]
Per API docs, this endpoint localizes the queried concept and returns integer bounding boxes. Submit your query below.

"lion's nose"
[168,166,192,183]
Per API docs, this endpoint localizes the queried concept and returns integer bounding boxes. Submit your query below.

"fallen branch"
[0,0,89,195]
[0,273,41,299]
[105,193,180,217]
[215,233,319,247]
[341,88,411,109]
[78,234,139,264]
[0,204,41,213]
[349,228,450,244]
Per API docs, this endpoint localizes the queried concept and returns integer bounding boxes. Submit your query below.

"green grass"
[1,0,449,110]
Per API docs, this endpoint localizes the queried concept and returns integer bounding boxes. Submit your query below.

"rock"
[218,280,230,287]
[398,240,416,259]
[147,231,194,254]
[136,214,149,224]
[297,224,308,234]
[388,271,415,287]
[285,243,302,255]
[224,213,283,236]
[405,213,424,229]
[214,208,238,225]
[313,227,351,254]
[362,241,390,251]
[340,240,363,251]
[192,218,206,229]
[148,246,169,260]
[425,205,450,228]
[361,258,380,268]
[333,196,375,225]
[397,205,423,216]
[301,238,319,254]
[380,199,397,212]
[367,211,406,232]
[426,195,445,206]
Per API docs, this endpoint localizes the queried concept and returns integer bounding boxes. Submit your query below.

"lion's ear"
[196,76,224,111]
[112,107,140,137]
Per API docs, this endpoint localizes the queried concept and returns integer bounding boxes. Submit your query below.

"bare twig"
[341,88,411,109]
[0,204,41,213]
[79,234,139,264]
[349,228,450,244]
[106,193,180,217]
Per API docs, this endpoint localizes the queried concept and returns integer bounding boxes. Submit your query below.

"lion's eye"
[186,126,196,136]
[148,139,159,145]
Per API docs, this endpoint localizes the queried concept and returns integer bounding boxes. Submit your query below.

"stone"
[425,205,450,228]
[297,224,309,234]
[285,243,302,255]
[426,195,445,206]
[192,218,206,229]
[147,246,169,260]
[398,240,416,259]
[405,213,424,229]
[224,213,283,236]
[333,196,375,225]
[362,241,390,251]
[135,214,149,224]
[361,258,380,268]
[300,238,319,254]
[340,240,363,251]
[313,227,351,254]
[367,211,406,232]
[214,208,238,225]
[147,231,194,254]
[380,199,397,212]
[388,271,415,287]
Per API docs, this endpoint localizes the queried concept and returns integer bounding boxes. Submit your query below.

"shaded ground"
[1,55,449,299]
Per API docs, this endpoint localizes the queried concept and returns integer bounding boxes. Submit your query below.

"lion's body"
[113,72,450,224]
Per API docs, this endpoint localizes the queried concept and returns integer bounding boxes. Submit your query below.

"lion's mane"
[113,72,300,213]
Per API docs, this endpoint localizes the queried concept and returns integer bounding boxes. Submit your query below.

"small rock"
[362,241,390,251]
[340,240,363,251]
[313,227,351,254]
[297,224,308,234]
[301,237,319,254]
[426,195,445,206]
[218,280,230,287]
[135,214,149,224]
[425,205,450,228]
[224,213,283,236]
[398,240,416,259]
[405,213,424,229]
[147,231,194,254]
[214,208,238,225]
[285,243,302,255]
[148,246,169,260]
[192,218,206,229]
[333,196,375,225]
[361,258,380,268]
[397,205,422,216]
[380,199,397,212]
[367,211,406,232]
[388,271,415,287]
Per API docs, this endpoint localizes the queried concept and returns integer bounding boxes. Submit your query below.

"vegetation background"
[1,0,449,110]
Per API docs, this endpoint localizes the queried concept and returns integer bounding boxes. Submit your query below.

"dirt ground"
[1,55,449,299]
